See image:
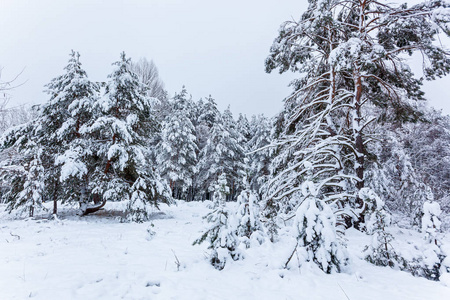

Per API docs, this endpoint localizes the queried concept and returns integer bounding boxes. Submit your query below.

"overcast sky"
[1,0,449,117]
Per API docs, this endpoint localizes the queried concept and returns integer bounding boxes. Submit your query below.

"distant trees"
[0,66,35,130]
[0,104,36,136]
[369,108,450,218]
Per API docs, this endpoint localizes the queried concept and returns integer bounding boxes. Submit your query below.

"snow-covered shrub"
[259,196,280,243]
[146,223,156,241]
[126,175,172,223]
[209,173,229,209]
[194,174,240,270]
[235,188,265,248]
[362,187,449,281]
[419,195,446,280]
[286,180,348,273]
[362,188,407,269]
[422,190,442,244]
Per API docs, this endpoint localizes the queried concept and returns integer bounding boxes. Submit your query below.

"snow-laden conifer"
[197,107,245,200]
[157,88,198,199]
[422,190,442,245]
[285,165,348,273]
[247,114,272,194]
[209,173,229,209]
[42,50,100,213]
[362,188,404,268]
[1,51,99,215]
[194,174,240,270]
[3,143,45,217]
[235,183,265,248]
[85,52,171,221]
[236,113,251,145]
[264,0,358,233]
[265,0,450,232]
[222,107,246,197]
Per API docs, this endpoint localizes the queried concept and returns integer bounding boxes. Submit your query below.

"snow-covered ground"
[1,201,449,300]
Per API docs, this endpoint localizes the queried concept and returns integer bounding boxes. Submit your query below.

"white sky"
[1,0,449,116]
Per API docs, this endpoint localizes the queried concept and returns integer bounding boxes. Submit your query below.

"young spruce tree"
[194,173,241,270]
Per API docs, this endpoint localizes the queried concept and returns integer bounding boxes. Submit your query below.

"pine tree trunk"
[353,68,366,229]
[353,69,365,190]
[53,181,58,215]
[79,178,88,213]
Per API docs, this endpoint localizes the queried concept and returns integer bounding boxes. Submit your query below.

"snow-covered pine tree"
[264,0,357,238]
[157,88,198,200]
[1,122,33,205]
[222,106,246,198]
[285,164,348,273]
[236,113,251,144]
[235,184,265,248]
[47,51,101,213]
[17,148,45,217]
[194,96,221,199]
[1,51,100,215]
[2,139,45,217]
[197,106,245,200]
[422,189,442,246]
[326,0,450,218]
[247,114,272,194]
[194,173,240,270]
[197,96,220,132]
[85,52,171,221]
[265,0,450,230]
[209,173,229,209]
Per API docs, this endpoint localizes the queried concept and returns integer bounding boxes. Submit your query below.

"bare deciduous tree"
[131,58,167,100]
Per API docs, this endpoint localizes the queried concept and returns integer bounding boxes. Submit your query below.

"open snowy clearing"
[1,201,449,300]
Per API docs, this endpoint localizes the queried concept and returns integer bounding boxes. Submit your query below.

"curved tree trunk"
[81,199,107,216]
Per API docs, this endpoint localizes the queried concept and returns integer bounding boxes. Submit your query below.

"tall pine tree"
[85,52,171,221]
[157,88,198,199]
